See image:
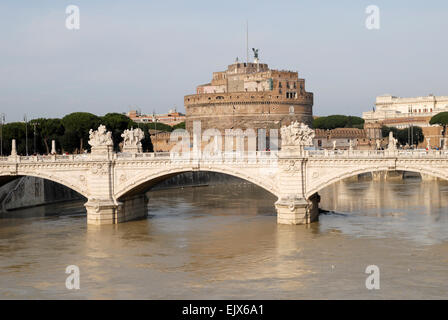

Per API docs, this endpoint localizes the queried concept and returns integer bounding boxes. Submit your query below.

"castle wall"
[185,91,313,134]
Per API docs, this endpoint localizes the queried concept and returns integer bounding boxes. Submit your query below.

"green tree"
[313,115,364,130]
[145,121,172,132]
[2,122,27,155]
[30,118,65,154]
[172,122,185,130]
[61,112,101,153]
[101,113,135,151]
[429,112,448,138]
[138,123,154,152]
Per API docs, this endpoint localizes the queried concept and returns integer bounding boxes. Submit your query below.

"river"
[0,178,447,299]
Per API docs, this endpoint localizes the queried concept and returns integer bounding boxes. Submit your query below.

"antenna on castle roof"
[246,20,249,64]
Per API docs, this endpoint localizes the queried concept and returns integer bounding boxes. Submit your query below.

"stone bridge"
[1,124,448,225]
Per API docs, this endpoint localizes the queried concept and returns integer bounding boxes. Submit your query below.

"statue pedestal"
[279,145,305,158]
[90,145,114,159]
[122,146,142,154]
[386,148,397,157]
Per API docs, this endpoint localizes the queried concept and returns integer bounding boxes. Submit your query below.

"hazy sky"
[1,0,447,122]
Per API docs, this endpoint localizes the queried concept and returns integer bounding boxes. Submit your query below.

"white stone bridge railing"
[3,149,448,163]
[0,151,280,163]
[307,149,448,158]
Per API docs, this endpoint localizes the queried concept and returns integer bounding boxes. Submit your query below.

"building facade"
[184,59,314,139]
[126,109,185,126]
[363,94,448,128]
[362,94,448,148]
[313,127,384,150]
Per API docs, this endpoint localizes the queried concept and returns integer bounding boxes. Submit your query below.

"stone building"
[364,122,382,140]
[363,94,448,125]
[126,109,185,126]
[362,94,448,148]
[149,130,184,153]
[184,58,314,144]
[313,128,384,150]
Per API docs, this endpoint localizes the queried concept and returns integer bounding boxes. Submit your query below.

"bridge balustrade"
[3,149,448,165]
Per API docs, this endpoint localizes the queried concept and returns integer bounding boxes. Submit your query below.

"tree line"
[0,112,182,155]
[380,112,448,147]
[313,114,429,147]
[313,115,365,130]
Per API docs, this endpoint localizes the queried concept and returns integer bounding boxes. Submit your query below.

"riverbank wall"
[0,176,84,213]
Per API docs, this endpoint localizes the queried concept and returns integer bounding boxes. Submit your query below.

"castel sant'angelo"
[184,50,314,136]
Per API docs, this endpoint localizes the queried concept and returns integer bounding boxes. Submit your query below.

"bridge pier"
[85,194,148,225]
[275,193,320,225]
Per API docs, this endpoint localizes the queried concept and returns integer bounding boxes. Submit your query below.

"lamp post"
[24,114,28,156]
[32,122,39,155]
[152,111,157,153]
[0,113,5,156]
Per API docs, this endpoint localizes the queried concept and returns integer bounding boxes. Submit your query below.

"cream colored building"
[363,94,448,129]
[362,94,448,148]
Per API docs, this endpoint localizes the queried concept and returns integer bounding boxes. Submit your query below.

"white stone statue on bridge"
[387,131,397,151]
[121,128,144,153]
[88,125,114,155]
[89,125,113,147]
[280,121,315,151]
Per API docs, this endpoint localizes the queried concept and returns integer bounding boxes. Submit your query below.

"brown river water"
[0,178,447,299]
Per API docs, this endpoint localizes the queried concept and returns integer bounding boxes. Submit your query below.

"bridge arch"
[114,167,279,200]
[305,166,448,200]
[0,172,89,199]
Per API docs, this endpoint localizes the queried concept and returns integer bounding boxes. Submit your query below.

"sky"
[0,0,447,122]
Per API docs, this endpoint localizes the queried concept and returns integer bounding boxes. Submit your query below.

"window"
[289,106,294,114]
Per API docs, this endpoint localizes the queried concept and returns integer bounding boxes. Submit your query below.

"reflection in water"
[0,180,448,299]
[319,179,448,245]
